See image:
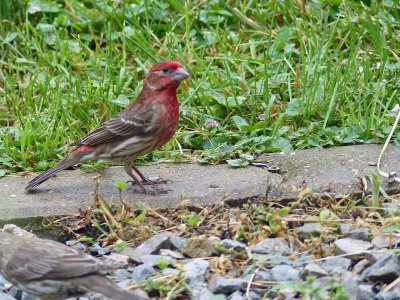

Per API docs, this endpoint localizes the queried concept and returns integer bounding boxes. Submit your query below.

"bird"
[0,231,145,300]
[26,61,189,193]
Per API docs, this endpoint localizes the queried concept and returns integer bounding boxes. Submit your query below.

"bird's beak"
[172,67,190,82]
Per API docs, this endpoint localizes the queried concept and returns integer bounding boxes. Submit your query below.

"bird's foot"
[128,177,171,186]
[127,186,172,195]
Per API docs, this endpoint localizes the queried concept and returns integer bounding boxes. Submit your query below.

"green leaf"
[135,213,145,222]
[0,170,6,178]
[285,100,302,116]
[227,159,249,167]
[36,23,56,45]
[215,96,246,108]
[3,32,17,44]
[156,257,170,270]
[115,180,128,190]
[114,239,127,252]
[187,214,201,227]
[231,115,249,131]
[239,153,254,161]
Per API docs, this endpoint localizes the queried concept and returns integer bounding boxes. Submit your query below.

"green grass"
[1,0,400,174]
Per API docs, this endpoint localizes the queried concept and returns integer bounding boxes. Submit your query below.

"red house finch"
[0,231,144,300]
[26,61,189,193]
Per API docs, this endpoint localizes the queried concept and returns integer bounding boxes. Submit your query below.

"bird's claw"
[128,177,171,186]
[126,186,172,195]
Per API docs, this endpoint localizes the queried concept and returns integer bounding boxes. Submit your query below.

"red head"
[144,61,190,92]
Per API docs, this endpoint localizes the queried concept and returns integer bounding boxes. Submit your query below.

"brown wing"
[2,236,104,281]
[73,100,156,146]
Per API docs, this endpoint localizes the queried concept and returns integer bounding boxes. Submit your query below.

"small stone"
[339,223,352,235]
[7,287,22,299]
[322,256,351,273]
[248,289,269,299]
[277,288,298,299]
[353,259,371,275]
[362,252,400,283]
[208,276,247,294]
[141,254,176,267]
[301,263,328,279]
[0,291,19,300]
[89,243,111,256]
[191,285,216,300]
[162,268,180,276]
[170,236,186,251]
[65,239,87,251]
[266,255,293,266]
[184,259,210,285]
[371,235,400,249]
[296,223,323,240]
[345,227,370,241]
[160,249,185,259]
[125,232,171,263]
[112,268,132,282]
[99,252,130,269]
[182,235,217,258]
[22,292,41,300]
[270,265,300,281]
[334,238,373,259]
[310,277,333,299]
[0,274,7,288]
[358,284,376,300]
[130,264,156,282]
[382,202,400,216]
[117,278,131,289]
[251,238,291,256]
[340,271,361,300]
[255,271,272,281]
[229,291,245,300]
[375,290,400,300]
[220,239,246,251]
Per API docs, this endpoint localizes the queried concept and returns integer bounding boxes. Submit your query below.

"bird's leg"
[125,164,171,195]
[124,164,147,193]
[132,165,171,185]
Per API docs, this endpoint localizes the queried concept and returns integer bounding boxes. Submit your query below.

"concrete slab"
[261,143,400,199]
[0,163,277,221]
[1,144,399,221]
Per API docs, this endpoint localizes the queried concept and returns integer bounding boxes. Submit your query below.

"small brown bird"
[26,61,189,193]
[0,231,144,300]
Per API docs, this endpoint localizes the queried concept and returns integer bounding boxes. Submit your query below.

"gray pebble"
[140,254,176,267]
[301,263,328,279]
[345,228,370,241]
[334,238,373,260]
[362,252,400,283]
[220,239,246,251]
[170,236,186,251]
[270,265,300,281]
[251,238,290,256]
[340,223,352,235]
[130,264,156,282]
[322,256,351,273]
[228,291,246,300]
[124,232,171,263]
[296,223,323,240]
[352,259,371,275]
[208,276,247,294]
[358,284,376,300]
[184,259,210,286]
[112,268,132,282]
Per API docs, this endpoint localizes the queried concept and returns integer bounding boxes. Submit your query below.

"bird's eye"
[162,67,169,73]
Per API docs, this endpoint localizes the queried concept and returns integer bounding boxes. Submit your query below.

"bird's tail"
[78,275,145,300]
[25,149,88,190]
